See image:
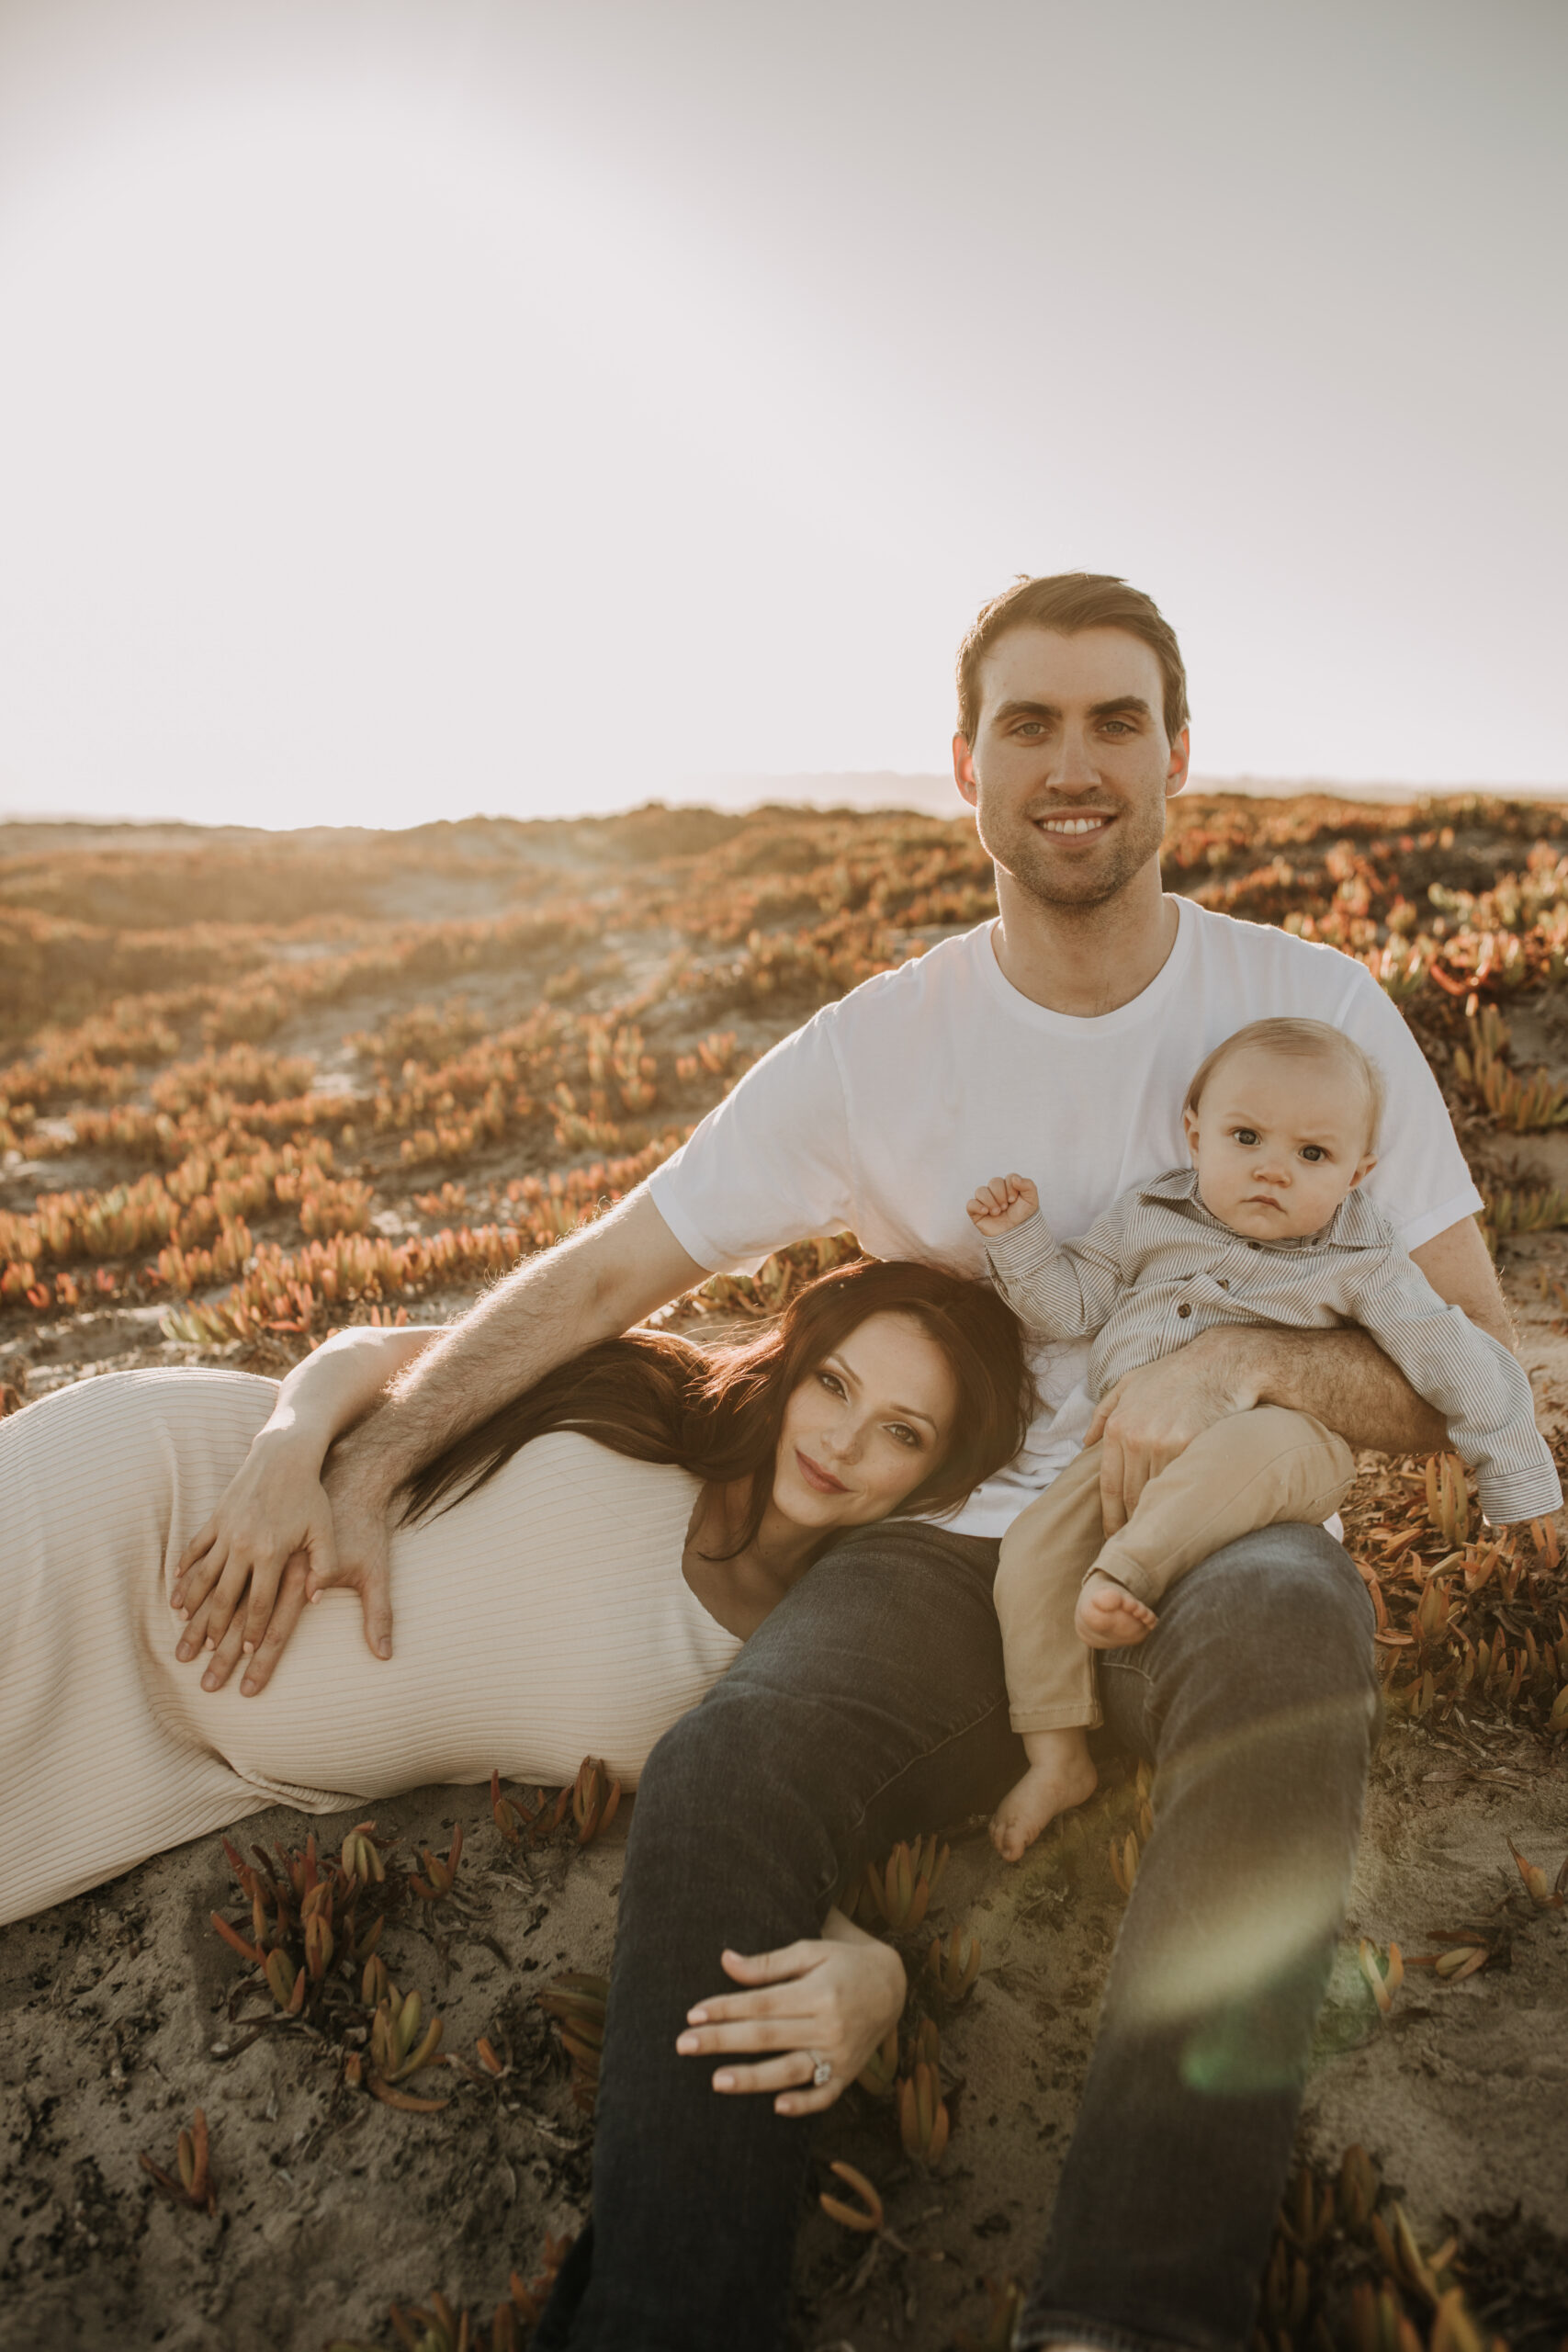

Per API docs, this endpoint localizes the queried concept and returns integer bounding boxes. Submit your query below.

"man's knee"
[1159,1521,1382,1722]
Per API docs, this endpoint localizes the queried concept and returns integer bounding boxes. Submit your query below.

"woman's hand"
[675,1908,906,2117]
[172,1433,338,1692]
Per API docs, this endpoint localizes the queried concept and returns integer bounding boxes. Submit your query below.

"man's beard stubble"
[974,792,1169,915]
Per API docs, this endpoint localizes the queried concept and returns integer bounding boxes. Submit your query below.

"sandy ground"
[3,1295,1563,2351]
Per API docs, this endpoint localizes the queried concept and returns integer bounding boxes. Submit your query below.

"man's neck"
[990,864,1180,1016]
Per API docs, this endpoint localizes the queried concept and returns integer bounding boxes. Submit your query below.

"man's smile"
[1034,810,1115,837]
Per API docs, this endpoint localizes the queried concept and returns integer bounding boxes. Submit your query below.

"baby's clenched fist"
[965,1173,1040,1237]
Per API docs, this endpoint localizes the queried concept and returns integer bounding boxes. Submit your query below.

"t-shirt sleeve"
[646,1007,858,1273]
[1335,967,1483,1251]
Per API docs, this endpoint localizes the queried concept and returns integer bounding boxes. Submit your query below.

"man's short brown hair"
[955,572,1190,748]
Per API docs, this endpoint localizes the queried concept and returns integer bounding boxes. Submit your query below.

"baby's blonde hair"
[1184,1018,1384,1152]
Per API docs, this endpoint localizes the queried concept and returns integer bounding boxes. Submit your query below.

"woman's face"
[772,1310,960,1534]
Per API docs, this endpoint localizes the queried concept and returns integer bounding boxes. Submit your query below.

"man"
[276,575,1502,2348]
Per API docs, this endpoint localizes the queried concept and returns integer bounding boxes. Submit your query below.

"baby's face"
[1182,1046,1377,1241]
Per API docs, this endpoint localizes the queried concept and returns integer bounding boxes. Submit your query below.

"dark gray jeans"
[536,1516,1381,2352]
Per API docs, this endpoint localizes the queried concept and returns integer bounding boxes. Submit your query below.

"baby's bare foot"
[1076,1569,1158,1651]
[989,1743,1099,1864]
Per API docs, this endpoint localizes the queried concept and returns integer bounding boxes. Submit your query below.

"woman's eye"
[886,1424,921,1450]
[817,1370,845,1396]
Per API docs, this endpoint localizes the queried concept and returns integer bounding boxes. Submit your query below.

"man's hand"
[305,1443,396,1657]
[1086,1329,1258,1532]
[204,1442,398,1698]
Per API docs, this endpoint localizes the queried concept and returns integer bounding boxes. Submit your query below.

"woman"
[1,1259,1028,2109]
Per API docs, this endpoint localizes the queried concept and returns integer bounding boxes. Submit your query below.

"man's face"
[953,625,1190,910]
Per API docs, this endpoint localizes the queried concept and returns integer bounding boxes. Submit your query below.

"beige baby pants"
[993,1405,1357,1732]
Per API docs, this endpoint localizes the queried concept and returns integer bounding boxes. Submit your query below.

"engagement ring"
[808,2051,832,2087]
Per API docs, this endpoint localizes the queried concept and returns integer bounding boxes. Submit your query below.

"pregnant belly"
[164,1485,705,1795]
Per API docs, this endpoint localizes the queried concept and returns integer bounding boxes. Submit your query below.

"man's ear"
[1165,725,1191,800]
[952,733,979,810]
[1181,1103,1201,1162]
[1348,1153,1378,1191]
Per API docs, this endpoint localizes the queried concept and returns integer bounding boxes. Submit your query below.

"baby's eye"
[1232,1127,1259,1148]
[1300,1145,1327,1163]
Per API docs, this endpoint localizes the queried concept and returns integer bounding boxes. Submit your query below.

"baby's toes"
[988,1813,1021,1863]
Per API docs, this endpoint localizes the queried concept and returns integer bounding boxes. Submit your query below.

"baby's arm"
[1349,1254,1562,1523]
[966,1179,1131,1340]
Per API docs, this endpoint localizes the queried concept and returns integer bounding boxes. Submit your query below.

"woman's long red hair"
[399,1256,1032,1555]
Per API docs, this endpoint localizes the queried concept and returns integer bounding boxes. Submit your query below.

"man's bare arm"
[347,1190,705,1493]
[236,1191,707,1685]
[1089,1214,1515,1532]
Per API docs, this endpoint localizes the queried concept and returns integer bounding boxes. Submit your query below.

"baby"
[967,1015,1562,1862]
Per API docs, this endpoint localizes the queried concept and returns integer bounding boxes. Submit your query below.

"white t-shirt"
[648,900,1483,1538]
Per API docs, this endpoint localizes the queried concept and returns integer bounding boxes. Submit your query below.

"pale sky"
[0,0,1562,829]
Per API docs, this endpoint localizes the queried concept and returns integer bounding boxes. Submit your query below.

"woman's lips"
[795,1449,847,1495]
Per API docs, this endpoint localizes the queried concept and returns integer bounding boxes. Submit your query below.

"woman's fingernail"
[201,1673,217,1690]
[676,2032,700,2053]
[377,1637,391,1658]
[241,1680,256,1698]
[713,2071,735,2090]
[242,1641,254,1656]
[686,2007,708,2025]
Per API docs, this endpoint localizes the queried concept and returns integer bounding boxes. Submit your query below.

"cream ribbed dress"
[0,1366,742,1927]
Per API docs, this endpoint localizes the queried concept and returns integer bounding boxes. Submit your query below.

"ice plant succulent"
[897,2057,951,2165]
[138,2107,218,2217]
[368,1987,449,2111]
[536,1971,610,2111]
[927,1925,982,2003]
[860,1833,950,1932]
[410,1824,465,1905]
[818,2159,885,2234]
[571,1754,622,1845]
[1359,1938,1404,2018]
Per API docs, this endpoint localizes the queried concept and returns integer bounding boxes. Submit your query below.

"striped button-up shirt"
[985,1166,1561,1526]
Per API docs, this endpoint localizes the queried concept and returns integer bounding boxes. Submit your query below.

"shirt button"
[1248,1241,1261,1250]
[1177,1303,1191,1318]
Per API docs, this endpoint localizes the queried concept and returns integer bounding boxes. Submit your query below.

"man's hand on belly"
[1087,1329,1262,1532]
[219,1438,399,1697]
